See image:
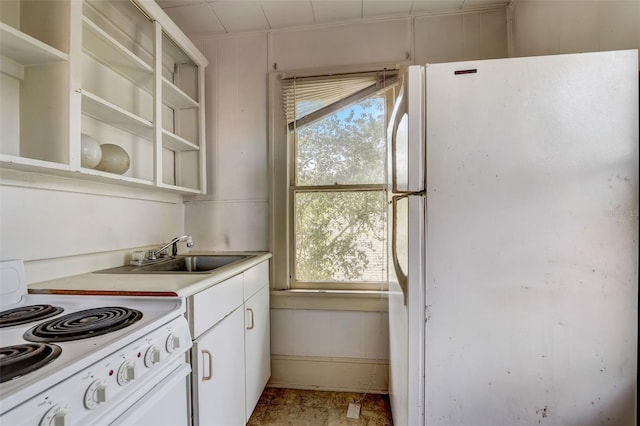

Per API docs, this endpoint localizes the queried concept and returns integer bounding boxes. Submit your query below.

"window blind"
[282,70,398,130]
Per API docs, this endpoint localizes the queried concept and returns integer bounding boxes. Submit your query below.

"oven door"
[110,363,191,426]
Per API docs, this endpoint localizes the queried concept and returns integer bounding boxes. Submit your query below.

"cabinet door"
[244,284,271,421]
[192,306,245,426]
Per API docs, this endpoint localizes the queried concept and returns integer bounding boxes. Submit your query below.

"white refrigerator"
[387,50,638,426]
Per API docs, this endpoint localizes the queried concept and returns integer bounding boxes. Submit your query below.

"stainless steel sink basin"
[96,255,253,274]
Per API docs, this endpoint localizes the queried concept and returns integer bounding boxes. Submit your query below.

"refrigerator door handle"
[389,86,409,194]
[391,194,408,305]
[389,190,425,202]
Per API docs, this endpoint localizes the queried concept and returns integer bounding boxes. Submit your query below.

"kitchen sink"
[96,254,253,274]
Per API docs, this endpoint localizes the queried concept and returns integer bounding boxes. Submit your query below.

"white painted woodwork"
[19,62,69,165]
[185,200,269,252]
[81,16,153,89]
[363,0,413,18]
[261,1,315,29]
[0,170,184,263]
[0,74,20,154]
[157,3,226,36]
[158,0,509,36]
[244,282,271,421]
[0,0,201,280]
[512,0,640,60]
[270,19,410,71]
[0,23,68,65]
[190,273,243,338]
[188,261,271,424]
[208,35,268,201]
[312,0,362,24]
[243,260,269,300]
[1,0,207,194]
[81,91,153,140]
[80,114,154,182]
[161,130,199,152]
[192,306,246,426]
[162,78,199,110]
[184,34,268,251]
[269,355,389,393]
[412,0,464,13]
[413,8,508,65]
[208,1,270,33]
[271,309,389,360]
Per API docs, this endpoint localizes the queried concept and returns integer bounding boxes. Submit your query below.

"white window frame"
[269,64,401,293]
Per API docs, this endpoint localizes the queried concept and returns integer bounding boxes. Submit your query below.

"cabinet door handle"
[246,308,254,330]
[202,349,212,381]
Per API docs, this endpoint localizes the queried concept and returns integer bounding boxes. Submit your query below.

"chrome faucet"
[148,235,193,260]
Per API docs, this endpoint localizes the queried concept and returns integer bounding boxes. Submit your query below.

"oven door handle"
[202,349,213,381]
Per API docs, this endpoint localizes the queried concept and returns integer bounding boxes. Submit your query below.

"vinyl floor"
[247,387,393,426]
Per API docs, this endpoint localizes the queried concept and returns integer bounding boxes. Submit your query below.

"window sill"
[270,289,388,312]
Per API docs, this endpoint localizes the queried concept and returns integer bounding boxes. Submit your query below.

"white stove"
[0,260,192,426]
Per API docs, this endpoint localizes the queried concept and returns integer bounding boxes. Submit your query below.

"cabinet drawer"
[190,274,243,338]
[243,261,269,300]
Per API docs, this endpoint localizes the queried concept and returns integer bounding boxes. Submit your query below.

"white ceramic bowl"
[95,144,130,175]
[80,134,102,168]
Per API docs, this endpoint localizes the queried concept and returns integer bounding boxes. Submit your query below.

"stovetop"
[0,260,190,418]
[0,293,185,404]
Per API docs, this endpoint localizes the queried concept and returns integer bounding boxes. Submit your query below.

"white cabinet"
[244,285,271,421]
[188,260,271,425]
[0,0,207,194]
[0,1,70,168]
[193,306,246,426]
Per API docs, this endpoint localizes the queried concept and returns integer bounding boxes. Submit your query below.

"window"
[279,69,398,291]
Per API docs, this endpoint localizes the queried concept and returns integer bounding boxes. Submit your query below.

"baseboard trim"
[268,355,388,394]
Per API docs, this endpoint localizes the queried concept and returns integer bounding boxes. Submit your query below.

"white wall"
[184,34,269,252]
[271,19,410,71]
[414,8,508,64]
[270,309,389,392]
[512,0,640,58]
[189,7,508,392]
[0,170,184,283]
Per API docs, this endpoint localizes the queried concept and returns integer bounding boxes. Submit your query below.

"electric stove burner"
[0,305,64,328]
[23,307,143,342]
[0,343,62,383]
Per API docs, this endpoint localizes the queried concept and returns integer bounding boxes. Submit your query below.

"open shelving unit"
[0,19,70,170]
[81,17,153,90]
[0,23,68,67]
[0,0,208,194]
[163,77,199,110]
[81,91,154,140]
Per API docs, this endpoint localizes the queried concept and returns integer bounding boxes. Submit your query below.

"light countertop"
[28,252,271,298]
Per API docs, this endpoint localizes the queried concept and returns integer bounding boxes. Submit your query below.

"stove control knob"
[117,361,136,386]
[166,333,180,353]
[84,380,108,409]
[40,404,71,426]
[144,345,161,367]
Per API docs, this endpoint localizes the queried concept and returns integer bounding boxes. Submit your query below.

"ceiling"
[157,0,510,36]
